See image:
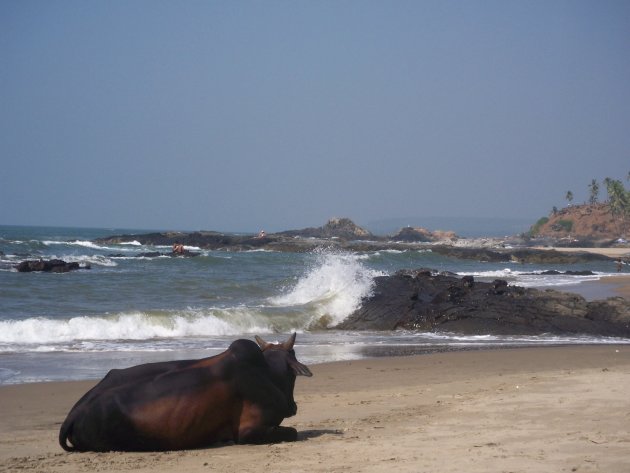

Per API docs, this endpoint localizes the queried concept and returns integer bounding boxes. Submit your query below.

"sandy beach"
[531,246,630,258]
[1,345,629,473]
[532,246,630,301]
[597,275,630,300]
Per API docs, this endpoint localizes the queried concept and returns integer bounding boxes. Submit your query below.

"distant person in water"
[172,243,185,254]
[616,258,623,272]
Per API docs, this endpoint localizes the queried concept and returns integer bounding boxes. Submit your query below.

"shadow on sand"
[297,429,343,441]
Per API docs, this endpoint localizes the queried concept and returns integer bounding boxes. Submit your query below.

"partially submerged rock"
[337,270,630,337]
[16,259,91,273]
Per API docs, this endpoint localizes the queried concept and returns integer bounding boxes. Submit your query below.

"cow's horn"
[282,332,297,350]
[255,335,271,350]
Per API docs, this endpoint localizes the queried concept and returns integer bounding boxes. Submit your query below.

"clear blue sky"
[2,1,629,233]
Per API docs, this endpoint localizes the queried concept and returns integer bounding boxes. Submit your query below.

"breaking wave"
[269,250,383,327]
[0,309,272,352]
[0,250,383,352]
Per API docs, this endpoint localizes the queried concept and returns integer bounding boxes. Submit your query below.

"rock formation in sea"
[336,270,630,337]
[16,259,91,273]
[93,217,619,264]
[277,217,374,240]
[389,226,458,242]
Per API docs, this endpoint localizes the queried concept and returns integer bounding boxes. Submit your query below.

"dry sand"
[1,345,629,473]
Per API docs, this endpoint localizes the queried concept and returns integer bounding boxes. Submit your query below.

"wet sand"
[531,246,630,258]
[555,274,630,301]
[1,345,629,473]
[531,246,630,301]
[597,275,630,300]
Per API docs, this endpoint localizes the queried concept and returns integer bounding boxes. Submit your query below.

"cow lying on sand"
[59,333,312,452]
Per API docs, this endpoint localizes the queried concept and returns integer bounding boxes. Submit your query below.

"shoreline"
[531,246,630,258]
[598,274,630,300]
[555,273,630,301]
[1,345,629,472]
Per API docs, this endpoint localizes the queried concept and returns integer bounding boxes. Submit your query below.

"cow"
[58,333,312,452]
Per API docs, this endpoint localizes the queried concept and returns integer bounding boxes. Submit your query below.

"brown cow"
[59,333,312,451]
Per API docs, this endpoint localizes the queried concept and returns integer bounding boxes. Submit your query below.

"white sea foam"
[456,268,604,287]
[0,309,273,350]
[457,268,519,278]
[269,250,383,327]
[46,254,118,267]
[422,331,630,345]
[44,240,102,249]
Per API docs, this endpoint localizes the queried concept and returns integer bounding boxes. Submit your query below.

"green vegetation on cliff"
[530,172,630,241]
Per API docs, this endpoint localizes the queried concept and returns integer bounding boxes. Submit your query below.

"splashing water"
[270,250,384,327]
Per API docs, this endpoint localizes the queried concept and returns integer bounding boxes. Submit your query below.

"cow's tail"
[59,418,77,452]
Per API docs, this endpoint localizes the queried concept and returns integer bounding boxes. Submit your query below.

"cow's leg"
[238,425,298,444]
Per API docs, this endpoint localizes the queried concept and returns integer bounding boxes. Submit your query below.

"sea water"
[0,225,627,385]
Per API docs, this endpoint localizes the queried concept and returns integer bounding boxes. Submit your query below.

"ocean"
[1,225,628,385]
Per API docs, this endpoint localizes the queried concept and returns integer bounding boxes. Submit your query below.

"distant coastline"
[365,215,535,238]
[91,216,629,265]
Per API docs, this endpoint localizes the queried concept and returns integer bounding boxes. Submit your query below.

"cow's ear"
[282,332,297,351]
[289,358,313,377]
[255,335,270,351]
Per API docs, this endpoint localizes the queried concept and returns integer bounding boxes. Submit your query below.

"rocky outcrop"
[106,250,200,258]
[16,259,91,273]
[97,231,276,252]
[390,227,458,242]
[429,246,611,264]
[94,231,617,264]
[530,203,628,242]
[336,270,630,337]
[97,231,247,249]
[92,219,620,265]
[278,218,374,240]
[96,219,378,251]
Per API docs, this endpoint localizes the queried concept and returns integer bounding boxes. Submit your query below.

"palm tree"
[605,177,630,235]
[588,179,599,204]
[606,180,625,214]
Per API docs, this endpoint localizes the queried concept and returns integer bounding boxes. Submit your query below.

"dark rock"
[16,259,90,273]
[389,227,458,242]
[170,250,200,257]
[107,251,199,258]
[491,279,508,295]
[336,270,630,337]
[430,246,611,264]
[93,229,616,264]
[139,252,163,258]
[390,227,433,242]
[461,275,475,288]
[98,231,277,252]
[277,218,374,241]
